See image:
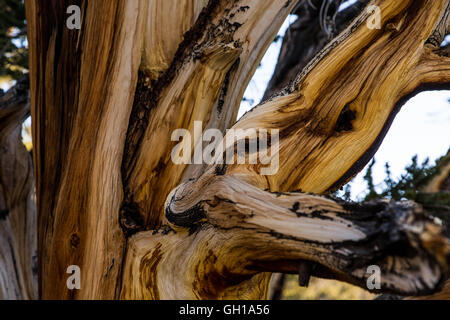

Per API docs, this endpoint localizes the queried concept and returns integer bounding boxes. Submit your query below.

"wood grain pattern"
[122,175,450,298]
[122,0,450,300]
[122,0,298,229]
[26,0,147,299]
[22,0,450,299]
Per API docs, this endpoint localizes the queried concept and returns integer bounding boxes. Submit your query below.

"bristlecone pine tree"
[0,0,449,300]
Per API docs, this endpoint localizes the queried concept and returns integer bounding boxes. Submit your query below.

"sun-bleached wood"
[141,0,208,80]
[121,0,450,300]
[223,0,450,193]
[0,76,37,299]
[121,174,450,299]
[122,0,299,229]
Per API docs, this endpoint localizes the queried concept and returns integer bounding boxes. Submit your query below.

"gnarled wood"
[222,0,450,193]
[0,76,37,299]
[122,0,450,300]
[263,0,371,100]
[265,1,372,298]
[121,0,299,230]
[23,0,450,300]
[122,174,450,298]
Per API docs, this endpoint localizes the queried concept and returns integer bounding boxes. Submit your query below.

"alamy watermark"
[366,5,381,30]
[66,5,81,30]
[366,265,381,290]
[64,3,381,31]
[171,121,279,175]
[66,265,81,290]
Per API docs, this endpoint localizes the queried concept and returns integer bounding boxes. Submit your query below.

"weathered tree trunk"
[263,0,371,101]
[24,0,450,300]
[26,0,148,299]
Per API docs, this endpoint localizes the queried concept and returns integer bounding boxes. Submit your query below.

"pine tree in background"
[362,159,378,200]
[363,153,449,201]
[362,151,450,226]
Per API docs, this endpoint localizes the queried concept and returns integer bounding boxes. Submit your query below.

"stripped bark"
[264,0,371,298]
[26,0,148,299]
[121,174,450,298]
[122,0,450,299]
[263,0,371,100]
[121,0,299,229]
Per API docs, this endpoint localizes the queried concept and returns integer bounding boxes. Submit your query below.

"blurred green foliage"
[0,0,28,80]
[363,153,448,202]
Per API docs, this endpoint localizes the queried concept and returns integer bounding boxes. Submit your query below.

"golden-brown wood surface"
[23,0,450,299]
[26,0,147,299]
[0,77,36,299]
[122,174,450,299]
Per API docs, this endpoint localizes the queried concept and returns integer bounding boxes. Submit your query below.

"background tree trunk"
[0,75,37,299]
